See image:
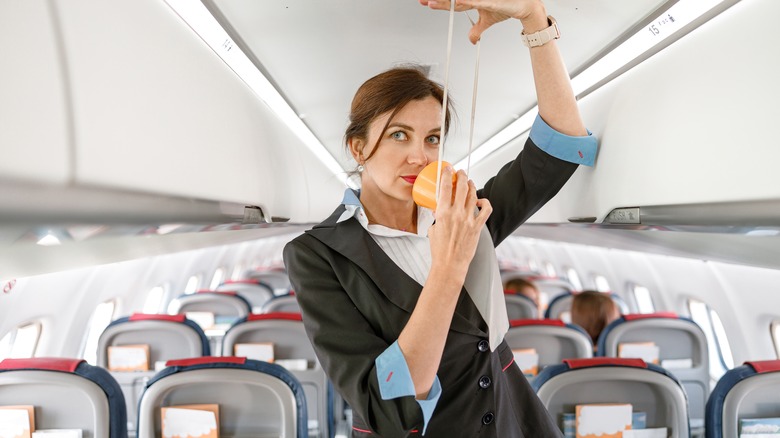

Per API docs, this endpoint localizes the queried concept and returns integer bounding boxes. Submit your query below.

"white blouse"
[337,193,508,351]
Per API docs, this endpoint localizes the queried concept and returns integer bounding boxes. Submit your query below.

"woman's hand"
[420,0,546,44]
[428,166,492,282]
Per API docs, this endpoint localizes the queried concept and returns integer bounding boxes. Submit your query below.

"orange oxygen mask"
[412,161,458,211]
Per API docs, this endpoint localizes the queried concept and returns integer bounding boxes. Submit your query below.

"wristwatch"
[521,15,560,48]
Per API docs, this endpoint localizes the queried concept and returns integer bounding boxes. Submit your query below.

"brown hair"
[344,66,454,164]
[571,291,621,344]
[504,278,539,301]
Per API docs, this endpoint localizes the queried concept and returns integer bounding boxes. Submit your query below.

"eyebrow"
[387,122,441,134]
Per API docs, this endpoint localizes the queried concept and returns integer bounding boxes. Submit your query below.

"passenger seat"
[0,357,127,438]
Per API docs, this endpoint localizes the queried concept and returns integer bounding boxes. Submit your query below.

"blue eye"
[390,131,408,141]
[426,135,440,145]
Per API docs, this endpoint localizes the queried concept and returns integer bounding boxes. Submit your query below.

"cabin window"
[631,284,655,313]
[0,322,42,360]
[593,275,611,292]
[688,298,734,380]
[143,285,166,314]
[209,268,225,290]
[543,262,556,278]
[527,259,539,273]
[565,267,583,291]
[231,264,245,281]
[772,321,780,358]
[82,300,117,365]
[184,275,201,295]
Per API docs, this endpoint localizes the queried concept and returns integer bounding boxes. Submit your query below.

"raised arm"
[519,3,587,136]
[422,0,587,136]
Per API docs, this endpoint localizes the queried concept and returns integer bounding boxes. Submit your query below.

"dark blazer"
[284,139,578,437]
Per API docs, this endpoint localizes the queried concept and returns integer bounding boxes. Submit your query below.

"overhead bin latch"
[242,205,268,224]
[605,207,642,224]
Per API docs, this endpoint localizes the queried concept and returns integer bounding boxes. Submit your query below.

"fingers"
[469,15,491,44]
[466,180,478,209]
[475,198,493,226]
[453,170,469,207]
[436,166,454,211]
[424,0,472,12]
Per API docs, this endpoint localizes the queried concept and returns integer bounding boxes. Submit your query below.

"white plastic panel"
[471,0,780,223]
[51,0,342,220]
[0,0,71,183]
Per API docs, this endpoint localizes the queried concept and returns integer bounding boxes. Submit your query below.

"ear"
[348,137,366,164]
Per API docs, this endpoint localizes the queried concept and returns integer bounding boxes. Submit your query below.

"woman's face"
[351,96,442,204]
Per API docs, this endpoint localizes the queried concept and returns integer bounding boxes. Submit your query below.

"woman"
[571,291,622,347]
[504,277,543,319]
[283,0,597,436]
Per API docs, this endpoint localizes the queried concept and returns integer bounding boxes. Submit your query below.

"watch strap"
[521,15,560,48]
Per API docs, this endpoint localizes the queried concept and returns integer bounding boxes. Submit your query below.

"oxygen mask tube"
[434,5,481,203]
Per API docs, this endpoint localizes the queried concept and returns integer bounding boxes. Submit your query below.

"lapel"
[307,206,485,337]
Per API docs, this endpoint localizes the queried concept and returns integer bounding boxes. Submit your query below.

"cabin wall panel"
[642,254,749,364]
[0,1,71,184]
[472,0,780,223]
[707,262,780,362]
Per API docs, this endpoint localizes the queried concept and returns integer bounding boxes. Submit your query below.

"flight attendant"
[284,0,597,436]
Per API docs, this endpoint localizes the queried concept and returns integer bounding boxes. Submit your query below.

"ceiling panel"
[207,0,670,169]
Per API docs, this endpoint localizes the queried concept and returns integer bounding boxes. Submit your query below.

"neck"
[359,187,418,233]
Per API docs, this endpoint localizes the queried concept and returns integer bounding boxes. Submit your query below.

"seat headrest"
[247,312,303,322]
[745,359,780,373]
[509,319,565,328]
[564,358,648,369]
[223,279,263,285]
[0,358,85,373]
[166,356,247,367]
[197,290,238,296]
[129,313,186,323]
[623,312,678,321]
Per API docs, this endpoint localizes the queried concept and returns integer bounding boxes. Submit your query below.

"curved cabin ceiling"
[203,0,672,168]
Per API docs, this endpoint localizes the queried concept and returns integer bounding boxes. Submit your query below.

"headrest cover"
[166,356,247,367]
[624,312,678,321]
[248,312,303,322]
[129,313,186,323]
[223,279,260,285]
[510,319,565,328]
[0,358,85,373]
[564,358,647,369]
[197,290,238,296]
[745,360,780,374]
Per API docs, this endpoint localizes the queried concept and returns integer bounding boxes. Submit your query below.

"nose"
[407,140,430,166]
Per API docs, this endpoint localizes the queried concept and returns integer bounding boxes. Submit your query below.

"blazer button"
[477,340,489,352]
[482,412,495,425]
[479,376,492,389]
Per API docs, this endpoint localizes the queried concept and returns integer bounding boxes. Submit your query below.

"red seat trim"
[745,360,780,374]
[247,312,303,322]
[223,279,262,285]
[166,356,247,367]
[623,312,678,321]
[564,358,647,369]
[0,358,84,373]
[129,313,186,323]
[509,319,565,328]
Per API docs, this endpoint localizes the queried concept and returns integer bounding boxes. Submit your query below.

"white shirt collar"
[337,189,435,238]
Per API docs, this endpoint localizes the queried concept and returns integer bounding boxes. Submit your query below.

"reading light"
[163,0,356,189]
[458,0,734,169]
[36,233,61,246]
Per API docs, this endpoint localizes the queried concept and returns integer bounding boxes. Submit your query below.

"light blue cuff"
[416,376,441,435]
[529,114,598,167]
[375,341,442,435]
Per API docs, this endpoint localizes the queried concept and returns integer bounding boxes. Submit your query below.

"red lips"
[402,176,417,184]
